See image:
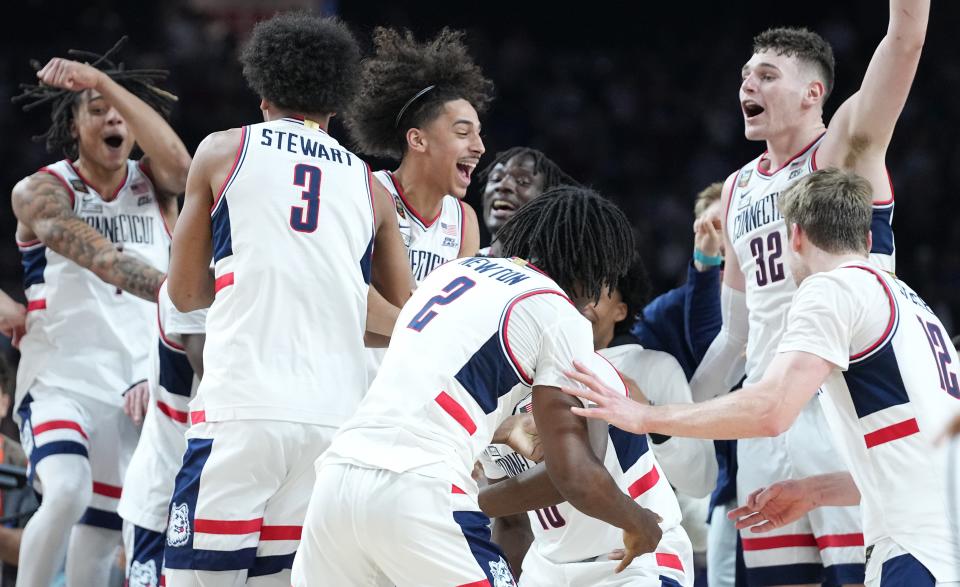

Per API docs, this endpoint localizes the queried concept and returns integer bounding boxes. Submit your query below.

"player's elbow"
[758,408,793,437]
[167,278,198,312]
[551,462,608,507]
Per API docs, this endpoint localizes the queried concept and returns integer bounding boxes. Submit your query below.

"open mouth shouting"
[742,100,765,120]
[456,159,478,186]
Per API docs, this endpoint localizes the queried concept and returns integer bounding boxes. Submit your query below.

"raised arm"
[36,58,191,205]
[817,0,929,176]
[168,130,238,311]
[689,173,748,401]
[12,173,164,301]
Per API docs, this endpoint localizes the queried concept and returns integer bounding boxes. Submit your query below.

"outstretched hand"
[727,479,816,534]
[560,360,651,434]
[37,58,105,92]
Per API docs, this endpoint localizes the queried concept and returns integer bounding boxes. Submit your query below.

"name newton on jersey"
[459,257,531,285]
[732,191,783,242]
[259,128,353,165]
[84,214,156,245]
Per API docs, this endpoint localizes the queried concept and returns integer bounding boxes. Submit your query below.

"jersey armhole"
[843,266,899,364]
[457,200,467,257]
[498,289,575,386]
[211,126,249,215]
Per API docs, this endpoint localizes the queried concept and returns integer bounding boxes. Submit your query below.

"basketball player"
[561,169,960,587]
[163,14,412,585]
[10,42,189,587]
[478,147,579,256]
[347,27,490,283]
[690,3,929,584]
[118,279,205,587]
[477,257,712,586]
[293,187,672,587]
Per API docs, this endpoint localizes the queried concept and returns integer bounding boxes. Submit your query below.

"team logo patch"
[70,179,89,193]
[128,560,158,587]
[166,502,191,547]
[394,196,407,220]
[489,558,515,587]
[737,169,752,188]
[788,168,803,180]
[137,195,153,206]
[442,237,457,247]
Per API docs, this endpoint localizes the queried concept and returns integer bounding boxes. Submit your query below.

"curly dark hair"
[753,27,835,101]
[240,12,360,115]
[613,255,651,338]
[12,37,178,159]
[345,27,495,159]
[497,186,636,304]
[477,146,581,190]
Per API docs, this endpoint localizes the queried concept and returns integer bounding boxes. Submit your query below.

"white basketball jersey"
[779,263,960,581]
[481,354,686,566]
[727,136,896,382]
[327,256,596,492]
[194,117,375,426]
[374,170,465,282]
[16,159,170,407]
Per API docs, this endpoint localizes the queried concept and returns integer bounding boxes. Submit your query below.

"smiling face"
[481,153,547,233]
[72,90,133,170]
[739,51,823,142]
[417,98,484,198]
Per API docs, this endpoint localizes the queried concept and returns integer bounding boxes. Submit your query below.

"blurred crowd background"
[2,0,960,337]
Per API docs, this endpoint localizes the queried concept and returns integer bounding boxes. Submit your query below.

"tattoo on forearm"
[14,174,164,302]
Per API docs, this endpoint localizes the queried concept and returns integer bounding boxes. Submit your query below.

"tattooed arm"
[12,173,165,301]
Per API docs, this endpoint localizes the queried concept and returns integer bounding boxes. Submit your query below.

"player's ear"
[613,300,628,324]
[866,229,873,254]
[790,223,803,252]
[406,127,427,154]
[805,80,825,108]
[259,98,269,112]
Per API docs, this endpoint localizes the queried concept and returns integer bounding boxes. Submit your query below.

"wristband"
[694,249,723,266]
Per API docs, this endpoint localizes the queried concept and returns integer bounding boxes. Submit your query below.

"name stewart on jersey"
[259,128,354,165]
[459,257,532,285]
[84,214,156,245]
[731,191,782,242]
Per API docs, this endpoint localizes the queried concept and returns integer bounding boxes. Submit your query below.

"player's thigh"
[252,425,336,580]
[369,472,516,587]
[291,463,390,587]
[164,421,288,572]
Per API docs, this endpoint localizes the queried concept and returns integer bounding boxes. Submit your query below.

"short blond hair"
[694,182,723,218]
[778,169,872,254]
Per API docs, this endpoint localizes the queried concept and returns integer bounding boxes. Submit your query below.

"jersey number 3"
[290,164,322,233]
[407,276,476,331]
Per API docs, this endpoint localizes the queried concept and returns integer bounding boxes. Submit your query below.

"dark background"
[2,0,959,344]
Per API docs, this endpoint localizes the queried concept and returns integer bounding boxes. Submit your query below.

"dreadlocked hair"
[613,254,651,338]
[12,37,177,160]
[477,146,580,190]
[497,186,636,304]
[345,27,494,159]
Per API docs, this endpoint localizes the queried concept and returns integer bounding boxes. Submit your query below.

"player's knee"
[36,461,93,520]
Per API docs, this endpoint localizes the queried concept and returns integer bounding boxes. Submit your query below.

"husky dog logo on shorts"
[128,560,158,587]
[489,558,515,587]
[167,502,191,547]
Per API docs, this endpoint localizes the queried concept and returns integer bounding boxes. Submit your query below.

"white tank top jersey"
[480,354,685,565]
[778,263,960,582]
[374,170,466,282]
[16,159,170,408]
[726,135,896,383]
[193,117,376,426]
[326,256,602,492]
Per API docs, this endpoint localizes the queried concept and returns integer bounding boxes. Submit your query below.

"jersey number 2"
[407,276,476,331]
[290,164,321,233]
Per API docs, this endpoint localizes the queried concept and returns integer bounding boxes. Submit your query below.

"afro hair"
[240,12,360,115]
[345,27,494,160]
